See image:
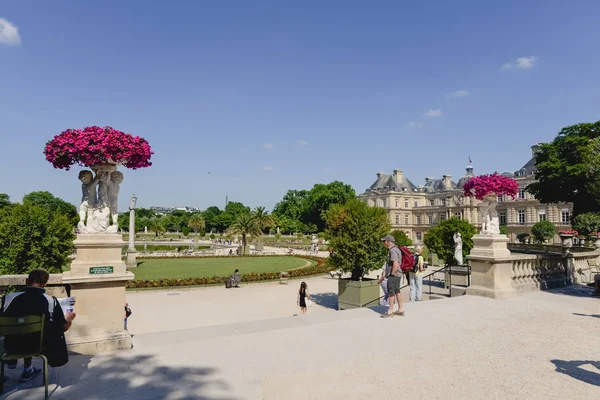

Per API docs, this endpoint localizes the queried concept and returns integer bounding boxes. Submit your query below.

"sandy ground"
[3,282,599,400]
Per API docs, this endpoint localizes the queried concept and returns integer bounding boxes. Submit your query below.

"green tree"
[188,214,206,234]
[0,203,75,274]
[202,206,222,232]
[531,221,556,243]
[149,218,165,236]
[0,193,11,208]
[499,226,508,235]
[423,218,476,265]
[303,181,356,232]
[182,226,191,236]
[527,121,600,216]
[324,199,390,280]
[391,230,413,247]
[227,213,261,255]
[572,212,600,238]
[273,190,309,221]
[252,206,274,231]
[22,191,78,226]
[219,201,251,230]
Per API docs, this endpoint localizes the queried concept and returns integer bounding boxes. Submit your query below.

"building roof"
[423,178,457,193]
[515,157,536,177]
[366,173,418,193]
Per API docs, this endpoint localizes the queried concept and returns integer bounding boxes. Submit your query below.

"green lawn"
[131,256,314,280]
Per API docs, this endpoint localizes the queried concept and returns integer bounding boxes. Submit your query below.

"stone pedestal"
[62,233,134,354]
[466,234,517,299]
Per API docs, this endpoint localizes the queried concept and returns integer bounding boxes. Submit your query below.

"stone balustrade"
[510,250,599,294]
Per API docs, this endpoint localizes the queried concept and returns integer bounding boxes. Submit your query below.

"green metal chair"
[0,315,48,399]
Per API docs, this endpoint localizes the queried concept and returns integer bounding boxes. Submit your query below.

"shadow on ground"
[546,284,595,298]
[310,292,338,310]
[551,359,600,387]
[1,354,237,400]
[572,313,600,319]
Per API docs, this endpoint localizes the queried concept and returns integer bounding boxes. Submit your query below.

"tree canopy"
[0,193,10,208]
[423,218,475,265]
[22,191,78,226]
[391,230,413,247]
[528,121,600,217]
[572,212,600,238]
[325,199,390,280]
[0,203,75,274]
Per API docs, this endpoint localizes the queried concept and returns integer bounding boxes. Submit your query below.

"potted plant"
[324,199,390,310]
[558,230,578,247]
[463,173,519,235]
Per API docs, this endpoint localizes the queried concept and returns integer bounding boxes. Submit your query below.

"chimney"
[425,177,434,184]
[393,169,403,185]
[531,143,541,157]
[442,174,452,189]
[377,171,384,179]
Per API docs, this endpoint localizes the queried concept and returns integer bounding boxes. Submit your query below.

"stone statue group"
[78,166,122,234]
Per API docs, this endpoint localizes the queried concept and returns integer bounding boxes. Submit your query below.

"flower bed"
[44,126,153,170]
[126,256,333,289]
[463,173,519,200]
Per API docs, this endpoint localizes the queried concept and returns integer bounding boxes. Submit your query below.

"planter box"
[338,278,380,310]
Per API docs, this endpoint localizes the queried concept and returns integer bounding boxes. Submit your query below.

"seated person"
[2,269,76,382]
[232,269,242,286]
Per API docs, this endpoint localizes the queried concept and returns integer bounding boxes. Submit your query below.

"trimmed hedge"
[126,256,333,289]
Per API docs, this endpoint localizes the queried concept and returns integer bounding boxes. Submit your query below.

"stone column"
[127,208,137,268]
[62,233,134,354]
[466,234,517,299]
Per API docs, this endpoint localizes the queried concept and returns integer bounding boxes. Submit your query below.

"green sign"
[89,266,114,275]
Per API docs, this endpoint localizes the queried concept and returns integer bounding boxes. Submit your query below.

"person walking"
[379,235,405,318]
[409,246,425,302]
[297,282,310,315]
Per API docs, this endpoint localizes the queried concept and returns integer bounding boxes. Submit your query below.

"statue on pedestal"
[453,232,463,266]
[78,170,98,232]
[78,167,124,234]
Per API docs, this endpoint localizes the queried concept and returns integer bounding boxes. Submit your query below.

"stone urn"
[559,234,574,248]
[593,236,600,248]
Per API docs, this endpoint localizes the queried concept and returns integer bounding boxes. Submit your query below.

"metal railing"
[363,264,471,307]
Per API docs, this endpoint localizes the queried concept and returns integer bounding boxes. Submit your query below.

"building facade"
[358,145,572,243]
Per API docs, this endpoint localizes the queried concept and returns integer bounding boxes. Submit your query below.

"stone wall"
[0,274,69,297]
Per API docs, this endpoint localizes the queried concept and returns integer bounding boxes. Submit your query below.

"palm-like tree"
[252,206,275,231]
[188,214,206,234]
[228,213,262,255]
[149,218,166,236]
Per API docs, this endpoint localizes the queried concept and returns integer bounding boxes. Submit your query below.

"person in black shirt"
[2,269,76,382]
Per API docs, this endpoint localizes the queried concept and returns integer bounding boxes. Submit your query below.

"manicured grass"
[131,256,314,280]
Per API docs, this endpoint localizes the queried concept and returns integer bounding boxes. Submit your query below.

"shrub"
[531,221,556,243]
[423,218,476,265]
[391,230,412,247]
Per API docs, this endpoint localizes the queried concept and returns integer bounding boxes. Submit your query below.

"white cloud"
[424,109,443,118]
[405,121,423,129]
[516,56,537,69]
[263,165,273,171]
[446,90,470,99]
[0,18,21,46]
[263,143,274,150]
[297,140,308,147]
[500,56,537,71]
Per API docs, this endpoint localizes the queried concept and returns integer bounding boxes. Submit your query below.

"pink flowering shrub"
[463,173,519,200]
[44,126,153,170]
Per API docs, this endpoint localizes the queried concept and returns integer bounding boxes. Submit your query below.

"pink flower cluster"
[463,173,519,200]
[558,230,579,236]
[44,126,153,170]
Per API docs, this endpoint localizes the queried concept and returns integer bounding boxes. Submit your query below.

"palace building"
[358,145,572,243]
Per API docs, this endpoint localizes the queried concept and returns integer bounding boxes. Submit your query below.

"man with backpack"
[379,235,405,318]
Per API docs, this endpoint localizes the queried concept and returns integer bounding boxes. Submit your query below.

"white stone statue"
[78,170,98,231]
[276,226,280,234]
[453,232,463,266]
[480,195,500,235]
[107,171,123,231]
[145,226,148,234]
[90,170,112,232]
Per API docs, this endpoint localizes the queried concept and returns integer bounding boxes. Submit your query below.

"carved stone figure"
[89,170,111,233]
[453,232,463,266]
[107,171,123,230]
[78,170,98,232]
[480,195,500,235]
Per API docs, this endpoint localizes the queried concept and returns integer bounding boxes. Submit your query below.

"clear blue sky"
[1,1,599,211]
